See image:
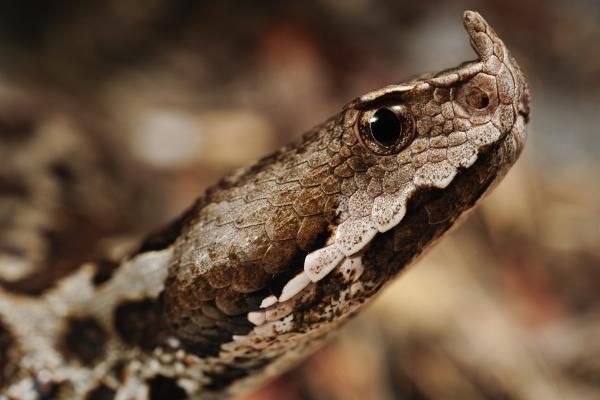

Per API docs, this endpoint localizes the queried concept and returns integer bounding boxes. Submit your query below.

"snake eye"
[369,108,402,146]
[356,106,415,155]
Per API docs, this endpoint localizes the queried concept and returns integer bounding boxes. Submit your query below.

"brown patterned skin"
[0,11,529,399]
[0,99,136,295]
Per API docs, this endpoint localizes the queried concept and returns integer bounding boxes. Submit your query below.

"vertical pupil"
[369,108,402,146]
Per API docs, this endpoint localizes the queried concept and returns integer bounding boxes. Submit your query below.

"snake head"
[350,10,530,189]
[158,11,531,396]
[239,10,531,337]
[310,10,531,259]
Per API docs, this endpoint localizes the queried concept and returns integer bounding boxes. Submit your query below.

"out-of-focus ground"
[1,1,599,399]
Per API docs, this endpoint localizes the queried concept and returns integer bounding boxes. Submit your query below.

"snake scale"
[0,11,530,400]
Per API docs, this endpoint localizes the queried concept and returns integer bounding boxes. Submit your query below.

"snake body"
[0,11,530,399]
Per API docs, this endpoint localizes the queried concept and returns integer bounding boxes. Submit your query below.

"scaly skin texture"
[0,11,529,400]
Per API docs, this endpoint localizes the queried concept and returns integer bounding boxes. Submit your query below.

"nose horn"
[463,11,531,123]
[463,10,504,62]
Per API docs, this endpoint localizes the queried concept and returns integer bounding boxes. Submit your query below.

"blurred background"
[0,0,599,399]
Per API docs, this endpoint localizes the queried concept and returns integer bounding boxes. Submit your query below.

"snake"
[0,10,530,400]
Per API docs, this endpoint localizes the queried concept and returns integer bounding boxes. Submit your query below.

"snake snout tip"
[462,10,485,27]
[463,10,477,19]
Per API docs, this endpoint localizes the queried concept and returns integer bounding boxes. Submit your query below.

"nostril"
[466,87,489,109]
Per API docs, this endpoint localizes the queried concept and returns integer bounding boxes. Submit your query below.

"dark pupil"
[369,108,402,146]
